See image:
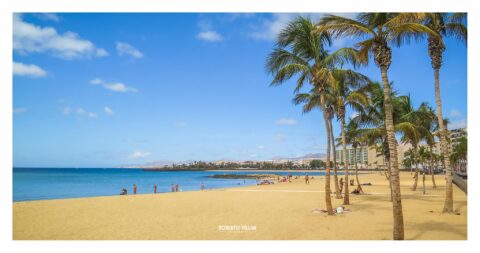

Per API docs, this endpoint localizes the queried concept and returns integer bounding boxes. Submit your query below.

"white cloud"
[13,108,27,114]
[450,109,462,117]
[448,119,467,130]
[90,78,103,85]
[62,106,98,118]
[104,106,114,115]
[274,118,297,125]
[96,48,109,57]
[249,14,297,41]
[13,61,47,77]
[116,42,143,58]
[129,151,151,159]
[257,145,265,150]
[197,31,223,42]
[33,13,60,22]
[90,78,138,93]
[249,13,357,41]
[273,133,288,142]
[104,82,138,93]
[13,14,108,59]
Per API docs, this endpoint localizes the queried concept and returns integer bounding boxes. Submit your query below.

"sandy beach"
[13,172,467,240]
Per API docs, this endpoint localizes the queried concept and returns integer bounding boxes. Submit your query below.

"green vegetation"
[267,13,467,240]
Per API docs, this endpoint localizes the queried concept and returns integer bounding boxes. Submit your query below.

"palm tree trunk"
[322,102,334,215]
[422,172,426,195]
[381,67,404,240]
[329,118,342,199]
[433,68,453,213]
[341,115,350,205]
[387,159,392,201]
[354,146,363,193]
[430,146,437,189]
[412,146,419,191]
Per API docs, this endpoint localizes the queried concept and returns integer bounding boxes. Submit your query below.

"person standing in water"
[154,184,157,194]
[133,184,137,194]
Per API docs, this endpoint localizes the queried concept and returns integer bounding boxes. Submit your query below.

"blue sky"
[13,13,467,167]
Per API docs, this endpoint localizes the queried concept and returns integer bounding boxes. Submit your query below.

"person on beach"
[154,184,157,194]
[175,184,179,192]
[120,188,127,195]
[305,174,310,184]
[339,178,344,193]
[133,184,137,194]
[201,183,205,190]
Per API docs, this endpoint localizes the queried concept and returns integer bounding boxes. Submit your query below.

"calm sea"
[13,168,327,202]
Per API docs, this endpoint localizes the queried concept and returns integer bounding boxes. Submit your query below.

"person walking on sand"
[305,174,310,185]
[339,178,344,193]
[133,184,137,195]
[154,184,157,194]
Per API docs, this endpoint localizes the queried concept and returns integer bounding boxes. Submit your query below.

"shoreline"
[12,170,371,203]
[13,171,371,203]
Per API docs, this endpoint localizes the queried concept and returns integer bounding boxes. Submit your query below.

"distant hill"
[123,153,327,168]
[270,153,326,161]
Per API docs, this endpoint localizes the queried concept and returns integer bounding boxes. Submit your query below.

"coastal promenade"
[13,172,467,240]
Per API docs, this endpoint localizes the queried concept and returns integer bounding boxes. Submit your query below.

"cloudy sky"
[13,13,467,167]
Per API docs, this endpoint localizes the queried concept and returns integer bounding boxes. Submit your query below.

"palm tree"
[420,104,440,189]
[396,96,434,191]
[422,13,467,213]
[326,104,342,199]
[343,120,367,193]
[297,70,370,201]
[317,13,438,240]
[267,16,361,215]
[330,74,371,204]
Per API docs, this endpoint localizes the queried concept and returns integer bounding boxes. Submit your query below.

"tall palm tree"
[326,104,342,199]
[330,73,371,204]
[297,69,370,201]
[292,89,335,213]
[422,13,467,213]
[267,16,360,215]
[317,13,437,240]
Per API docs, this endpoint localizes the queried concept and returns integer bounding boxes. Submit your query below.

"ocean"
[13,168,327,202]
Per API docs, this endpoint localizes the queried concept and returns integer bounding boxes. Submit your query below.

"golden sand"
[13,172,467,240]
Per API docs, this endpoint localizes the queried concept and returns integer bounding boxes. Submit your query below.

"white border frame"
[1,1,478,252]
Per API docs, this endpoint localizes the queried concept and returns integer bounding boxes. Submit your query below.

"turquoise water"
[13,168,327,202]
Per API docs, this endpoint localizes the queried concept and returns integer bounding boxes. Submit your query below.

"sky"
[12,13,467,167]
